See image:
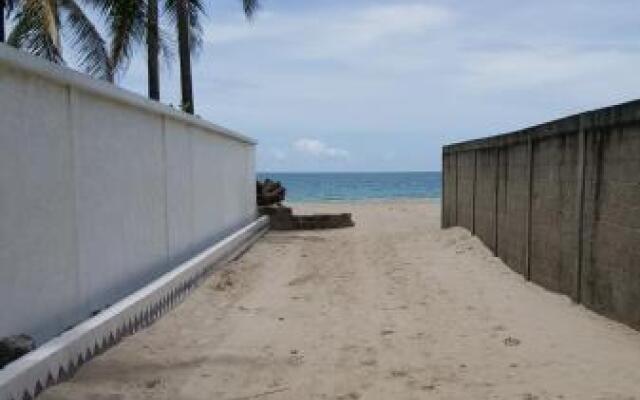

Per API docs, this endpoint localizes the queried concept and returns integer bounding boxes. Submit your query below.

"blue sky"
[115,0,640,172]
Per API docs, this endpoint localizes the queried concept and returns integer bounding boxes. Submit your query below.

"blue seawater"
[257,172,441,202]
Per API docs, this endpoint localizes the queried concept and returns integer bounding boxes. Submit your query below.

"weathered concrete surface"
[441,153,457,228]
[530,132,578,298]
[0,45,257,344]
[456,151,475,233]
[442,98,640,331]
[497,142,528,276]
[259,206,354,230]
[474,148,498,252]
[581,124,640,328]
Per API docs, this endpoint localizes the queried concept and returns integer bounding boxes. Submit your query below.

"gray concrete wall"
[530,131,579,298]
[441,153,457,228]
[474,147,498,252]
[456,151,475,232]
[0,45,257,344]
[498,141,529,276]
[442,99,640,330]
[581,123,640,327]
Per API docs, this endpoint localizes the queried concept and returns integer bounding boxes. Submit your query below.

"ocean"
[257,172,441,202]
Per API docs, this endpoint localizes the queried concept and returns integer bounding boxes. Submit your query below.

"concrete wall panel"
[0,66,79,342]
[474,148,498,251]
[442,153,457,228]
[530,133,578,297]
[582,126,640,329]
[72,90,169,315]
[456,151,475,232]
[497,142,528,275]
[164,119,195,266]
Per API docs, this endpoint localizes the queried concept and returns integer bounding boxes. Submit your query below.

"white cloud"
[293,138,350,159]
[356,4,453,38]
[206,3,453,58]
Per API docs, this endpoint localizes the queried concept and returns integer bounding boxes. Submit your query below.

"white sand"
[42,200,640,400]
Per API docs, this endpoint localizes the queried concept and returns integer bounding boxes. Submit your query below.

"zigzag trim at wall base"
[0,216,269,400]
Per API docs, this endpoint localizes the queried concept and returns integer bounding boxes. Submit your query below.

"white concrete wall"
[0,45,257,344]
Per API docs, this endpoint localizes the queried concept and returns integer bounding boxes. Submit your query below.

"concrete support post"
[472,150,477,235]
[493,147,500,255]
[441,149,446,229]
[574,114,587,303]
[454,152,459,225]
[525,133,534,281]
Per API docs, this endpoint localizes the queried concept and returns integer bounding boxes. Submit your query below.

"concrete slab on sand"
[41,201,640,399]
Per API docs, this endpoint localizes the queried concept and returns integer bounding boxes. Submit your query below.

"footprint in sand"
[503,336,521,347]
[493,325,507,332]
[143,378,161,389]
[360,358,377,367]
[336,392,361,400]
[389,370,409,378]
[288,349,304,366]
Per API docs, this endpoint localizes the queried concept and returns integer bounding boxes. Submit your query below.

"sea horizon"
[258,171,442,202]
[258,170,441,174]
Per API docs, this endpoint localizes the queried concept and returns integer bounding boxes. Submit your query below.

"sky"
[113,0,640,172]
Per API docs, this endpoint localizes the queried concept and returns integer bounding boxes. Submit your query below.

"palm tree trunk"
[147,0,160,100]
[176,0,193,114]
[0,0,5,43]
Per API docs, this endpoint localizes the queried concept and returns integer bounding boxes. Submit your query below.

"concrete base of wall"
[0,216,269,400]
[259,206,355,230]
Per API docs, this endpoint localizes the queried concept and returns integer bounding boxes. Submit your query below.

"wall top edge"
[443,97,640,153]
[0,44,257,146]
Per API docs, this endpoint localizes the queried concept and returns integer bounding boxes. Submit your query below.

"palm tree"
[147,0,159,99]
[105,0,257,112]
[165,0,203,111]
[175,0,192,112]
[98,0,200,102]
[96,0,147,81]
[175,0,258,114]
[7,0,112,79]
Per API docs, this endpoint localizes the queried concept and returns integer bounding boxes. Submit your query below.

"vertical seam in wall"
[472,150,477,235]
[504,147,509,264]
[441,149,446,228]
[575,114,587,303]
[526,133,533,281]
[162,115,171,268]
[67,84,82,319]
[189,126,195,253]
[455,152,459,226]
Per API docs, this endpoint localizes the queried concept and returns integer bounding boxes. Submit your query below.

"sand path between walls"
[42,201,640,400]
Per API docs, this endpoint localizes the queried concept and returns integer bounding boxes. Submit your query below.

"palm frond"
[157,25,175,66]
[241,0,259,19]
[107,0,147,77]
[42,0,59,47]
[8,0,63,62]
[59,0,112,80]
[5,0,18,14]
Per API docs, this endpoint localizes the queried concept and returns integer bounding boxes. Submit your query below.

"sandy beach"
[41,200,640,400]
